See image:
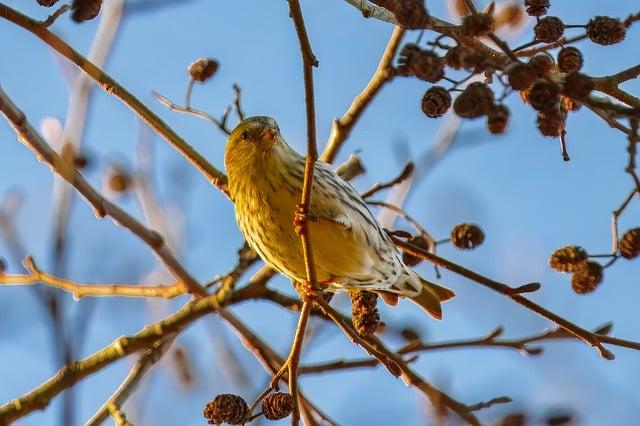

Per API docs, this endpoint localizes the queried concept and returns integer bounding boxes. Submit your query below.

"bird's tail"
[398,272,455,320]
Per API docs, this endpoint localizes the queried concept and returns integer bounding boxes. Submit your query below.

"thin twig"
[85,337,176,426]
[152,90,231,135]
[39,3,70,27]
[361,162,414,199]
[0,86,209,299]
[392,237,618,359]
[0,256,185,299]
[232,83,245,121]
[0,3,229,194]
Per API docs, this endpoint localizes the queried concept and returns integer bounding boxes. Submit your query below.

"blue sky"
[1,0,640,425]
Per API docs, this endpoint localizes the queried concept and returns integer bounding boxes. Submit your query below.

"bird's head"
[227,116,281,150]
[225,116,286,178]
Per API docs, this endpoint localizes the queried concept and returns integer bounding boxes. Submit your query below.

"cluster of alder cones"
[204,392,295,425]
[390,0,628,147]
[550,228,640,294]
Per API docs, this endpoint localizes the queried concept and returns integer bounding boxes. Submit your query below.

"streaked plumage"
[224,116,454,319]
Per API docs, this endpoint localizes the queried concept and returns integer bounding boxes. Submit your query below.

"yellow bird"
[224,116,454,319]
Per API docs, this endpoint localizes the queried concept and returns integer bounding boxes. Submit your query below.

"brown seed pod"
[586,16,626,45]
[557,47,583,73]
[262,392,295,421]
[453,82,494,119]
[350,290,380,336]
[549,245,588,272]
[487,104,510,134]
[393,0,430,29]
[444,45,468,70]
[528,54,555,77]
[524,0,549,17]
[461,13,495,37]
[421,86,452,118]
[105,166,132,194]
[619,228,640,259]
[400,327,421,341]
[506,62,536,90]
[71,0,102,22]
[188,58,219,83]
[528,80,560,112]
[562,72,594,101]
[402,235,431,267]
[571,261,603,294]
[444,45,487,73]
[536,111,564,137]
[450,223,485,250]
[397,44,444,82]
[203,394,249,425]
[38,0,59,6]
[534,16,565,42]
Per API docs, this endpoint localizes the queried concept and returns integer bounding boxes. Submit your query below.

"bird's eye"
[240,131,249,141]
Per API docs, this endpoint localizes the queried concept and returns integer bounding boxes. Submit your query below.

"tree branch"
[0,85,209,298]
[392,237,623,360]
[0,3,228,195]
[0,256,185,299]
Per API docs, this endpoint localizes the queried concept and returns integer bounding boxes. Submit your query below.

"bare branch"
[0,3,229,194]
[0,86,209,298]
[0,256,185,299]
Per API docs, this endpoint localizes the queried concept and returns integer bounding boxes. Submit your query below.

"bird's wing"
[307,162,393,282]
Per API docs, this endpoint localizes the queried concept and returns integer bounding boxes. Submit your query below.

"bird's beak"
[261,126,277,142]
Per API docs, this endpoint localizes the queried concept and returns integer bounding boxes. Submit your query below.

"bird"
[224,116,454,319]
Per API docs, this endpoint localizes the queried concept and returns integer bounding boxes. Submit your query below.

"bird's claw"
[296,280,321,302]
[293,203,318,236]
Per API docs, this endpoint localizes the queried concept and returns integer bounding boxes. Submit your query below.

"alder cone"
[524,0,549,17]
[262,393,295,421]
[188,58,219,82]
[536,111,564,137]
[534,16,565,42]
[528,80,560,112]
[453,83,494,119]
[71,0,102,22]
[619,228,640,259]
[557,47,583,73]
[450,223,484,249]
[506,62,536,90]
[487,105,510,134]
[587,16,627,45]
[203,394,248,425]
[394,0,430,29]
[571,262,603,294]
[421,86,451,118]
[549,245,588,272]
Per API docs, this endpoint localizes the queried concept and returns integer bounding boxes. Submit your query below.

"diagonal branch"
[0,289,227,423]
[392,237,619,359]
[0,85,208,298]
[85,337,176,426]
[0,3,228,195]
